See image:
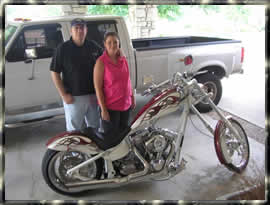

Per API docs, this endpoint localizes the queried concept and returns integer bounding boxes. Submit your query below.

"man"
[50,18,103,131]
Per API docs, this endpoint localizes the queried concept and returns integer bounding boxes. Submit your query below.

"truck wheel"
[194,73,222,113]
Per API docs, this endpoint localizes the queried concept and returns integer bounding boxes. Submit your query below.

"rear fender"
[46,131,100,154]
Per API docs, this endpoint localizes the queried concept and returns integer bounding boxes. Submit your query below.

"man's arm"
[51,71,73,104]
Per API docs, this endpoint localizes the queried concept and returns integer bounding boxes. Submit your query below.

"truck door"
[5,23,64,112]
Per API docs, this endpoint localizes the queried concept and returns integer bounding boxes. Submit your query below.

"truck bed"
[132,36,241,51]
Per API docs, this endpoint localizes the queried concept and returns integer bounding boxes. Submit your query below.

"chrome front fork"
[174,99,190,167]
[192,82,241,140]
[173,81,240,168]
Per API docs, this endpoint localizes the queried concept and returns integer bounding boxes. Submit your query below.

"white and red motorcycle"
[42,72,250,195]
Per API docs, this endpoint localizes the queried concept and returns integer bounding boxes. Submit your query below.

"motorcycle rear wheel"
[214,117,250,173]
[42,149,103,195]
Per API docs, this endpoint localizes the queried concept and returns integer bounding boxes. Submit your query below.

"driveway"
[219,32,265,128]
[4,95,265,201]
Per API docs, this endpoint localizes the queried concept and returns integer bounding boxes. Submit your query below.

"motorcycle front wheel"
[42,149,104,195]
[214,117,250,173]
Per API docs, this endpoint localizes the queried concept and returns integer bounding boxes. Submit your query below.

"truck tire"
[194,73,222,113]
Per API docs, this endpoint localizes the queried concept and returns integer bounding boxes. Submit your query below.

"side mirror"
[25,48,37,59]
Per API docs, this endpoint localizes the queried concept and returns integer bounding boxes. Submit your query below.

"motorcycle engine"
[113,151,144,176]
[132,127,176,172]
[114,128,176,176]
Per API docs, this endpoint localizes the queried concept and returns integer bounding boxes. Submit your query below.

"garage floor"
[4,97,265,201]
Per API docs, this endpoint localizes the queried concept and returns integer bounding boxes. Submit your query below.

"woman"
[94,31,135,135]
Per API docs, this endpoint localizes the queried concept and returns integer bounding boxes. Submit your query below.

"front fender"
[214,115,233,165]
[46,131,100,154]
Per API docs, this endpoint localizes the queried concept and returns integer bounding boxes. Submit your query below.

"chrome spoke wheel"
[42,149,103,195]
[58,151,97,182]
[215,118,250,173]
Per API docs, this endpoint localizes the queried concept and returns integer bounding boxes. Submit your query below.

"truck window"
[6,24,63,62]
[5,25,17,46]
[86,21,117,48]
[24,28,46,48]
[6,34,25,62]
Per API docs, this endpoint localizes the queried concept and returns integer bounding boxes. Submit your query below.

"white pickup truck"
[4,15,244,127]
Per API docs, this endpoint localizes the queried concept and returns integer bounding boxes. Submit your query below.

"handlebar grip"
[142,88,151,96]
[159,79,170,86]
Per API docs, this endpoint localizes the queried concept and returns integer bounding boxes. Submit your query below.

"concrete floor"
[4,94,265,200]
[219,31,265,129]
[219,58,265,128]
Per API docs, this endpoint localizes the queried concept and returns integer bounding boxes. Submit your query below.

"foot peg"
[169,158,187,175]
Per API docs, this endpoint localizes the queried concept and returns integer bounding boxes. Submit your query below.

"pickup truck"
[4,15,244,127]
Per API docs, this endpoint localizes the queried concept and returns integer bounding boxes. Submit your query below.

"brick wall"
[62,5,87,16]
[61,5,157,38]
[129,5,158,38]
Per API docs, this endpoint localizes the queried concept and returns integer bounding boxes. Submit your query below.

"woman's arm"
[94,59,110,121]
[123,57,136,109]
[131,90,136,109]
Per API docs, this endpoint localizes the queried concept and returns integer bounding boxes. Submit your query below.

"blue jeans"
[63,94,99,131]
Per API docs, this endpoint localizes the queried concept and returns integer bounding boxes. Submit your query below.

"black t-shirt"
[50,38,103,96]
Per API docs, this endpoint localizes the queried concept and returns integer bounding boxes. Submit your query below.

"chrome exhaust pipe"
[65,147,150,192]
[66,143,176,192]
[126,142,176,182]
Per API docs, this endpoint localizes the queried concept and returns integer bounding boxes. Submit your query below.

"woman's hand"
[101,109,110,121]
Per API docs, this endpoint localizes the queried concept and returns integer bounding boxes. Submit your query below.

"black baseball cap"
[71,18,86,27]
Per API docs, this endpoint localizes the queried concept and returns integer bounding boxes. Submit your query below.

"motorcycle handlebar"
[142,79,170,96]
[142,72,193,96]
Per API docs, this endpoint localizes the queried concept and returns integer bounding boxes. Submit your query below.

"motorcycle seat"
[80,126,131,151]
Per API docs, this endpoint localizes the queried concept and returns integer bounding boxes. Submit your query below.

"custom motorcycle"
[42,71,250,195]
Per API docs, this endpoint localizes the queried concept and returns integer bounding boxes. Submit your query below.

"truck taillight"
[14,18,31,22]
[241,47,244,63]
[184,55,193,66]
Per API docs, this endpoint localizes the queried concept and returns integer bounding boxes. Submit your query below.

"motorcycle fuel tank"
[131,88,181,129]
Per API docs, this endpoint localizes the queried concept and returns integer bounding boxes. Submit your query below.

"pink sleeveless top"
[99,51,132,111]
